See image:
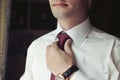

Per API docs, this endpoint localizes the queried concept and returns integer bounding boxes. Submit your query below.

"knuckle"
[47,45,51,48]
[46,64,50,68]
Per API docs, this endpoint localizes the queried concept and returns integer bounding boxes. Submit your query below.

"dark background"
[5,0,120,80]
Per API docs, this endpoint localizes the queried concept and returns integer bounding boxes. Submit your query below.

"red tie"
[50,32,71,80]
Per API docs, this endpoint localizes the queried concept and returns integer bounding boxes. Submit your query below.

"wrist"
[63,65,79,79]
[55,65,79,80]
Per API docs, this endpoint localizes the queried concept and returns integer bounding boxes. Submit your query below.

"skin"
[46,39,74,75]
[49,0,91,30]
[46,0,91,77]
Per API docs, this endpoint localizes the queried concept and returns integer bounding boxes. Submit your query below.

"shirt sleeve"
[71,39,120,80]
[111,40,120,79]
[103,39,120,80]
[70,70,90,80]
[19,44,33,80]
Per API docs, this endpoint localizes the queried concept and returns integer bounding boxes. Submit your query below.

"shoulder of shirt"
[28,29,56,49]
[90,27,120,43]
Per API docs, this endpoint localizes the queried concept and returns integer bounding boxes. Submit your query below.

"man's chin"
[53,14,69,19]
[52,11,71,18]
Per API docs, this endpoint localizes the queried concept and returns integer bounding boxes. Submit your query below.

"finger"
[52,41,59,49]
[46,45,51,56]
[64,39,75,65]
[64,39,73,55]
[46,45,51,50]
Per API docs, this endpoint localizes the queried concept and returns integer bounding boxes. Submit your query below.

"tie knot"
[57,32,71,50]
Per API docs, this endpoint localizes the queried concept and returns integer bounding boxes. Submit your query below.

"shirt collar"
[55,18,92,47]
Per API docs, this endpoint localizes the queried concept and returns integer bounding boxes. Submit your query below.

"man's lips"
[52,3,68,7]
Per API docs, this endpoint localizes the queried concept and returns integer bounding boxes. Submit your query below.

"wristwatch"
[55,65,79,80]
[55,74,65,80]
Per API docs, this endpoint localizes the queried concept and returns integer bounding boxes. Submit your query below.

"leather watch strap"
[62,65,79,79]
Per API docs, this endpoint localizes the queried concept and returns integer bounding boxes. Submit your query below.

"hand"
[46,39,75,76]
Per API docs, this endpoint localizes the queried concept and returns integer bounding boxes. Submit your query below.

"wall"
[14,0,48,2]
[0,0,6,78]
[0,0,10,79]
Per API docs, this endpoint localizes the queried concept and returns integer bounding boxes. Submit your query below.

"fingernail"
[68,39,72,44]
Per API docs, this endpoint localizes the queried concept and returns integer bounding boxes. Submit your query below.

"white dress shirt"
[20,19,120,80]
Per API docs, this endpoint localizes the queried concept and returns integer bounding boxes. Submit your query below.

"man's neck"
[58,16,88,31]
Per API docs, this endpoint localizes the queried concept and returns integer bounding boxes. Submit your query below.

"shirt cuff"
[70,70,89,80]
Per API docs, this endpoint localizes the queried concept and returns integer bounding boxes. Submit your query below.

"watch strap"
[62,65,79,79]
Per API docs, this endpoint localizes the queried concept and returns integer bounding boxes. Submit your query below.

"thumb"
[64,39,73,55]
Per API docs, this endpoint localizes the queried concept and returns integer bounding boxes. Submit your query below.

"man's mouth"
[53,3,68,6]
[52,2,68,7]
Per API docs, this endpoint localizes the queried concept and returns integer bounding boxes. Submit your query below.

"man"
[20,0,120,80]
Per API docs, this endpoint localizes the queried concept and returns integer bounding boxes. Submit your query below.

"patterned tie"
[50,32,71,80]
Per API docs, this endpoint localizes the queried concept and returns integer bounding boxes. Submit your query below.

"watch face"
[55,74,65,80]
[55,76,64,80]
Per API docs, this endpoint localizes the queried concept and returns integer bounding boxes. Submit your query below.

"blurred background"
[4,0,120,80]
